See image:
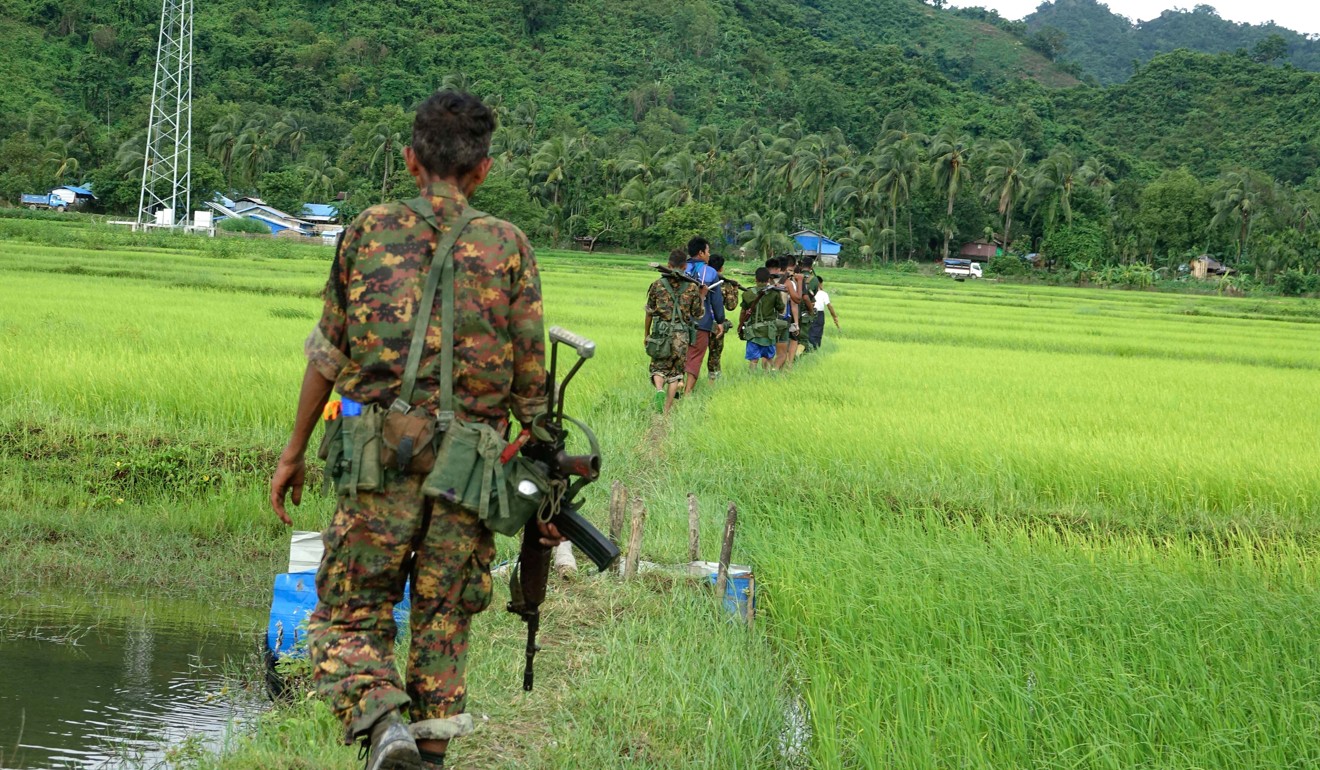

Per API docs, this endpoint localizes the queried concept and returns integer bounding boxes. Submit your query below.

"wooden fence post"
[713,501,738,598]
[608,480,625,545]
[623,496,647,580]
[687,492,700,563]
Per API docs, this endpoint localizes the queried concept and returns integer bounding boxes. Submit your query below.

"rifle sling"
[395,196,484,428]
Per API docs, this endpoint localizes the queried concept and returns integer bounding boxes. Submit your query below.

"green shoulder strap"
[393,196,484,428]
[660,277,684,320]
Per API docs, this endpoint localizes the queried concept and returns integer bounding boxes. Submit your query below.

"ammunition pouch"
[421,420,551,537]
[381,407,439,475]
[317,406,384,496]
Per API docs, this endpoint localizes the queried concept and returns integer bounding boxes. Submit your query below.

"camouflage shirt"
[719,281,739,312]
[306,180,548,428]
[645,275,702,325]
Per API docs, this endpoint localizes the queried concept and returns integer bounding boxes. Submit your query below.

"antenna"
[136,0,193,228]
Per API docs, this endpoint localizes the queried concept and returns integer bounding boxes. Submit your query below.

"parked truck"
[943,257,983,280]
[20,193,67,211]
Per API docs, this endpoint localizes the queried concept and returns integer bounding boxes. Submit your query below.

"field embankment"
[3,223,1319,767]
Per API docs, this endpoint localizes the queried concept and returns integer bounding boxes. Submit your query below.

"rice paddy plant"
[4,228,1320,767]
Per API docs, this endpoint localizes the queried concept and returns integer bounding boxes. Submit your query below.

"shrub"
[218,217,271,234]
[1276,267,1309,297]
[987,254,1030,277]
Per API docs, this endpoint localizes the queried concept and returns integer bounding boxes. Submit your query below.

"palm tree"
[235,117,276,186]
[273,114,308,160]
[1029,148,1076,234]
[738,211,794,262]
[1212,171,1262,264]
[982,140,1029,251]
[207,114,243,184]
[300,153,343,200]
[689,124,721,195]
[842,217,894,266]
[655,151,701,208]
[792,129,853,244]
[929,130,972,260]
[115,131,145,175]
[529,134,586,240]
[876,140,920,261]
[44,138,80,183]
[370,123,403,202]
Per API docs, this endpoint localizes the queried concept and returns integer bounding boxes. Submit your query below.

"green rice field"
[2,220,1319,768]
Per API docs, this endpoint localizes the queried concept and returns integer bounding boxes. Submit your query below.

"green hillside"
[1025,0,1320,84]
[2,0,1318,285]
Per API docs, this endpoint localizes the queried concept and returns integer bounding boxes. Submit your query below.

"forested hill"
[3,0,1319,285]
[1025,0,1320,85]
[0,0,1069,171]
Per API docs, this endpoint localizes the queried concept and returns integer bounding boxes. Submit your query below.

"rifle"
[648,263,701,285]
[506,326,620,692]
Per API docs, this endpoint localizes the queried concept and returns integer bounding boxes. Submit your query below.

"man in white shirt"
[809,285,840,349]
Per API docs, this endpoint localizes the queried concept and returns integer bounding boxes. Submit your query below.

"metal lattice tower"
[136,0,193,227]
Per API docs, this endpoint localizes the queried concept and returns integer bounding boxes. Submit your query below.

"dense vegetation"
[1024,0,1320,85]
[2,0,1318,288]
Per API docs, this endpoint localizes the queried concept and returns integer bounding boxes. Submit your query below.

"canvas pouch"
[380,408,439,475]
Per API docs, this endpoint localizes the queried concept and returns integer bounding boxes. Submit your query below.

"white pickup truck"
[943,258,983,280]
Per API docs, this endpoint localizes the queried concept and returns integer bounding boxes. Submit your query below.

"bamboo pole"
[687,492,700,563]
[622,496,647,580]
[713,501,738,598]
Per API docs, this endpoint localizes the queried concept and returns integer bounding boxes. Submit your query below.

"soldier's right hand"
[270,450,306,526]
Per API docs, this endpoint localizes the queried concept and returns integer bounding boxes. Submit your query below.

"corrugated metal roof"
[302,203,339,218]
[57,185,96,197]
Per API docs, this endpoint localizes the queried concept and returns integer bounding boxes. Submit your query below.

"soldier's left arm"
[508,229,549,424]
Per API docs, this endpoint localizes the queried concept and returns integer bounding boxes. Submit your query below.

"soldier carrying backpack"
[739,267,787,372]
[644,249,702,413]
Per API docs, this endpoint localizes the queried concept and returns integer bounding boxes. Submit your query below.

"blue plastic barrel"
[267,571,412,658]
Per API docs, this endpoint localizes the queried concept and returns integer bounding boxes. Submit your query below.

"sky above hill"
[945,1,1320,35]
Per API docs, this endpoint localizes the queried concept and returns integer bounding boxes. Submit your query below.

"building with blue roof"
[791,230,842,267]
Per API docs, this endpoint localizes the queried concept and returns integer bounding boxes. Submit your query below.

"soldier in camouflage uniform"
[644,248,702,413]
[704,254,740,381]
[270,91,559,770]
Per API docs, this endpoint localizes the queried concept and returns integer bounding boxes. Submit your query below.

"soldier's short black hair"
[668,248,687,268]
[687,237,710,258]
[755,267,771,283]
[709,254,725,271]
[801,256,815,269]
[785,254,797,266]
[412,90,494,177]
[764,257,777,269]
[775,256,789,269]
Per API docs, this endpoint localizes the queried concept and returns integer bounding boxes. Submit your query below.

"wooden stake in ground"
[687,492,700,562]
[608,480,625,545]
[623,496,647,580]
[714,501,738,598]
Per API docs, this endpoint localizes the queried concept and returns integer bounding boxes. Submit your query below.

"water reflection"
[0,594,262,769]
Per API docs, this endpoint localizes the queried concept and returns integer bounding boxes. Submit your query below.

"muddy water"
[0,592,264,768]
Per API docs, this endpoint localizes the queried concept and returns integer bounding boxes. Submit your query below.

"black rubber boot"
[419,749,446,769]
[361,711,422,770]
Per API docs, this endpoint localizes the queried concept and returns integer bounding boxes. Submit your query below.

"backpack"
[740,288,788,342]
[645,278,690,358]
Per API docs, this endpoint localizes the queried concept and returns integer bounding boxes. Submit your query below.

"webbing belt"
[392,196,484,428]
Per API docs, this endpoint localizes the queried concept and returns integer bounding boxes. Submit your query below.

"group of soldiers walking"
[644,237,841,414]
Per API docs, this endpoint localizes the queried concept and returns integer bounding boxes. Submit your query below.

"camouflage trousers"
[707,328,725,375]
[648,330,689,384]
[307,472,495,744]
